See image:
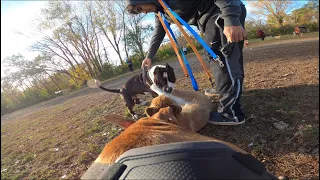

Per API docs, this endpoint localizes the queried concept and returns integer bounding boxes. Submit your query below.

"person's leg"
[128,64,133,72]
[205,6,246,125]
[204,15,228,96]
[233,7,246,119]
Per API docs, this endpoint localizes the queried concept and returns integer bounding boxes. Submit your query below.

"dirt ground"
[1,35,319,179]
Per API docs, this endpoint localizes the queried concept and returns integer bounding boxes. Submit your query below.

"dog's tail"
[99,86,121,93]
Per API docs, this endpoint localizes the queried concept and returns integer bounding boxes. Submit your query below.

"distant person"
[125,58,134,72]
[244,40,249,46]
[293,26,302,37]
[256,28,266,41]
[182,46,187,54]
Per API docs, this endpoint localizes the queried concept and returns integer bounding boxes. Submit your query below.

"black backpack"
[81,141,278,180]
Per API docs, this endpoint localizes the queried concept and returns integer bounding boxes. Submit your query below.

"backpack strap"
[82,141,278,180]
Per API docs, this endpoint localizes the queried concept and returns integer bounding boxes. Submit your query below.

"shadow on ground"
[201,84,319,151]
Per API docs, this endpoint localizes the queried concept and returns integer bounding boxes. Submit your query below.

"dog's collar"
[145,73,153,87]
[142,67,153,88]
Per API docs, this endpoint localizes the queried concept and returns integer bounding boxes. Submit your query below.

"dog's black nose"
[164,86,173,93]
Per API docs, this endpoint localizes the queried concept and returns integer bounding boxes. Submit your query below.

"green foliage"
[290,1,319,25]
[113,65,130,75]
[154,43,176,62]
[23,88,51,104]
[308,22,319,31]
[100,63,115,80]
[100,62,134,81]
[1,92,14,115]
[1,86,52,115]
[129,53,144,67]
[245,0,319,39]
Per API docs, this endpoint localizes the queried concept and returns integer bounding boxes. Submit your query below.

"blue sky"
[1,1,47,76]
[1,1,29,12]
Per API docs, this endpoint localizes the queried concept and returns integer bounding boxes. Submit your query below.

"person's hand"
[141,58,152,69]
[223,26,247,43]
[244,40,249,46]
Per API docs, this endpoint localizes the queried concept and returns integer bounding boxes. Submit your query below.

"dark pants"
[128,64,133,72]
[204,5,246,120]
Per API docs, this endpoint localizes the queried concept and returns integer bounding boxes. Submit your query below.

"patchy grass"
[1,35,319,179]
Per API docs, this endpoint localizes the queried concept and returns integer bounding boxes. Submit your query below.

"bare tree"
[126,14,154,59]
[115,1,130,59]
[94,1,124,65]
[31,1,103,78]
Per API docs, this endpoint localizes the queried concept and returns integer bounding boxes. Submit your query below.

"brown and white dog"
[90,108,247,165]
[96,63,176,119]
[80,106,250,180]
[145,89,214,132]
[81,107,278,179]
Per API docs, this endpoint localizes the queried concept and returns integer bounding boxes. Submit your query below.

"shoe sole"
[207,119,246,126]
[204,92,220,97]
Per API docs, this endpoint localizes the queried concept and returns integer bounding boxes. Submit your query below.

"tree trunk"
[100,25,124,65]
[45,71,62,90]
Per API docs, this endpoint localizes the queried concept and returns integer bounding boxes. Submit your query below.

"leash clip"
[216,57,224,67]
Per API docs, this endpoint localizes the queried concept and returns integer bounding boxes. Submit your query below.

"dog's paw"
[132,114,139,120]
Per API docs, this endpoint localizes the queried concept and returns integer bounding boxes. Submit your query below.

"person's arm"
[215,0,245,42]
[146,14,167,59]
[215,0,242,27]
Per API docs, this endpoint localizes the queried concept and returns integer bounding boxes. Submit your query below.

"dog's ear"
[145,107,160,117]
[169,105,182,117]
[166,63,176,83]
[104,114,135,129]
[154,66,160,75]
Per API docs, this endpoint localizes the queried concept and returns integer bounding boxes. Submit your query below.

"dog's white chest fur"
[150,84,188,106]
[165,94,188,106]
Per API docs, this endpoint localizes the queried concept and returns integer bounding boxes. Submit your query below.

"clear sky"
[1,0,308,77]
[1,0,47,76]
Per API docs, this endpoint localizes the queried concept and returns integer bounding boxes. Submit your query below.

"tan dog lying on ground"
[145,89,214,132]
[81,107,277,179]
[93,109,246,165]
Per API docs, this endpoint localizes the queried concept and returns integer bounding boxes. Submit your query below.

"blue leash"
[161,13,199,91]
[161,0,224,67]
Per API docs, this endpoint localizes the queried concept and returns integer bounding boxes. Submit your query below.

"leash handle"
[158,13,198,91]
[158,0,216,87]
